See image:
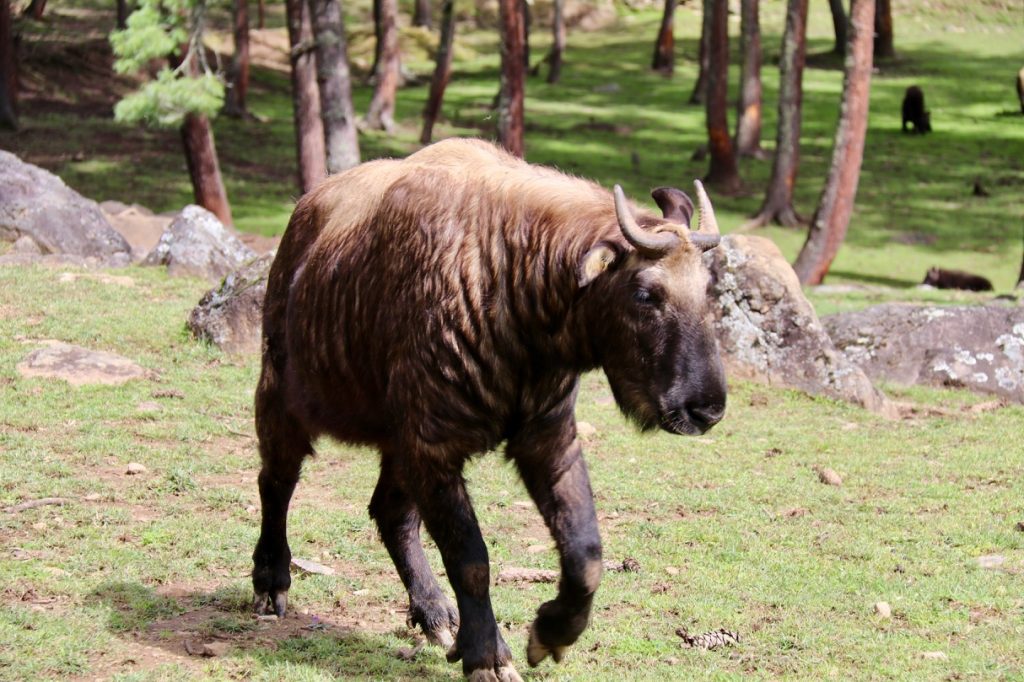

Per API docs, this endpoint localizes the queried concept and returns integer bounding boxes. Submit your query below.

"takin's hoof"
[253,590,288,618]
[526,623,568,667]
[408,595,459,649]
[467,664,524,682]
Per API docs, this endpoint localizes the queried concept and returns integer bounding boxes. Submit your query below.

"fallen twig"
[4,497,68,514]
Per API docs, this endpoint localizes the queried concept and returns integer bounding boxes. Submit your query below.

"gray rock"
[706,235,893,415]
[187,253,273,354]
[0,151,131,266]
[17,342,151,386]
[143,205,255,281]
[824,303,1024,403]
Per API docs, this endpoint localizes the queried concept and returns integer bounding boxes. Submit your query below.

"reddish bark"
[793,0,875,285]
[310,0,360,171]
[704,0,741,193]
[420,0,455,144]
[546,0,565,83]
[285,0,327,192]
[497,0,525,157]
[116,0,129,30]
[651,0,675,75]
[413,0,431,29]
[364,0,399,132]
[746,0,807,228]
[689,0,712,104]
[0,0,17,130]
[734,0,762,158]
[874,0,894,59]
[224,0,251,118]
[180,113,233,226]
[22,0,45,20]
[258,0,265,29]
[828,0,847,56]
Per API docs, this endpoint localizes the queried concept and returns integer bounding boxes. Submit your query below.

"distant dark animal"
[1017,67,1024,115]
[923,267,993,292]
[251,139,728,680]
[972,180,990,197]
[902,85,932,134]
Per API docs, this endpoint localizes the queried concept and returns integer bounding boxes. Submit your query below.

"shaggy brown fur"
[252,138,726,680]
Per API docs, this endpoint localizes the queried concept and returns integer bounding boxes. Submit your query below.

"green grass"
[1,0,1023,680]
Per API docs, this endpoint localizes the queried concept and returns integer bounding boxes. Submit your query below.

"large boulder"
[0,150,131,266]
[143,205,256,281]
[706,235,894,416]
[187,253,274,355]
[824,303,1024,403]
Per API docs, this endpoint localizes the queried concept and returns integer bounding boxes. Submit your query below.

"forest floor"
[1,0,1024,680]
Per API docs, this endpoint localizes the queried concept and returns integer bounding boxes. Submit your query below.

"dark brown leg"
[369,457,459,647]
[251,367,313,617]
[508,411,602,667]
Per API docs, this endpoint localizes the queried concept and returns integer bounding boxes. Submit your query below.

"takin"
[251,138,728,681]
[923,266,994,292]
[902,85,932,134]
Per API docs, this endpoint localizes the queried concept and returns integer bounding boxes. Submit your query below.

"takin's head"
[578,181,727,436]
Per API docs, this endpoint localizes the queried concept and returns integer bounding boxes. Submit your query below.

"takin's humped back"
[251,138,728,681]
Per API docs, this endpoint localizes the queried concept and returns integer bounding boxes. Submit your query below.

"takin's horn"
[613,184,680,258]
[691,180,722,252]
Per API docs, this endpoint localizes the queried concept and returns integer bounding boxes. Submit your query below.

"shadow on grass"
[826,269,921,287]
[88,580,458,680]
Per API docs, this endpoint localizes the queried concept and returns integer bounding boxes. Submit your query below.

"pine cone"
[675,627,741,650]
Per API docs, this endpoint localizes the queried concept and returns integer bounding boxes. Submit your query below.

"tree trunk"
[689,0,712,104]
[792,0,874,285]
[224,0,251,118]
[704,0,741,193]
[22,0,45,20]
[180,113,233,226]
[413,0,431,29]
[497,0,525,158]
[257,0,265,28]
[1018,236,1024,288]
[116,0,129,30]
[734,0,762,157]
[874,0,893,59]
[746,0,807,228]
[364,0,399,132]
[420,0,455,144]
[521,0,530,69]
[828,0,846,56]
[546,0,565,83]
[651,0,675,75]
[370,0,383,79]
[285,0,327,192]
[311,0,360,172]
[0,0,16,131]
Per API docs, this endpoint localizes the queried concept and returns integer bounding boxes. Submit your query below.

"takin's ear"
[578,244,618,288]
[651,187,695,226]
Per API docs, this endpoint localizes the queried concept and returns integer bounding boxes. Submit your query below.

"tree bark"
[413,0,431,29]
[704,0,741,192]
[310,0,360,172]
[285,0,327,192]
[792,0,874,285]
[420,0,455,144]
[746,0,807,228]
[546,0,565,83]
[180,113,233,226]
[521,0,530,69]
[828,0,847,56]
[364,0,399,132]
[224,0,251,118]
[734,0,762,157]
[116,0,129,30]
[1018,236,1024,288]
[651,0,675,75]
[0,0,17,130]
[497,0,525,158]
[370,0,383,79]
[257,0,265,28]
[22,0,45,20]
[689,0,712,104]
[874,0,893,59]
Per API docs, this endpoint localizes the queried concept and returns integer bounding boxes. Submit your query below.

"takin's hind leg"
[369,457,459,648]
[251,379,313,617]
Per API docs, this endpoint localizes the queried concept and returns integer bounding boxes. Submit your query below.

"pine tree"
[111,0,233,225]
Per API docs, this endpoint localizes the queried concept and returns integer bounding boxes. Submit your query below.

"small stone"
[352,589,369,596]
[576,421,597,439]
[126,462,147,475]
[203,641,230,657]
[874,601,892,618]
[664,566,679,576]
[977,554,1006,570]
[291,557,335,575]
[245,505,257,515]
[83,493,102,501]
[1015,521,1024,533]
[12,236,42,255]
[919,651,948,661]
[512,501,533,509]
[136,401,160,414]
[526,544,548,554]
[817,467,843,486]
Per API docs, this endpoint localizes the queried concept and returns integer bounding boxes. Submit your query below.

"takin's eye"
[632,287,661,306]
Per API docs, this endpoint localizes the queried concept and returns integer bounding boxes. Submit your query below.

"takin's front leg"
[404,455,523,682]
[368,456,459,648]
[508,416,603,668]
